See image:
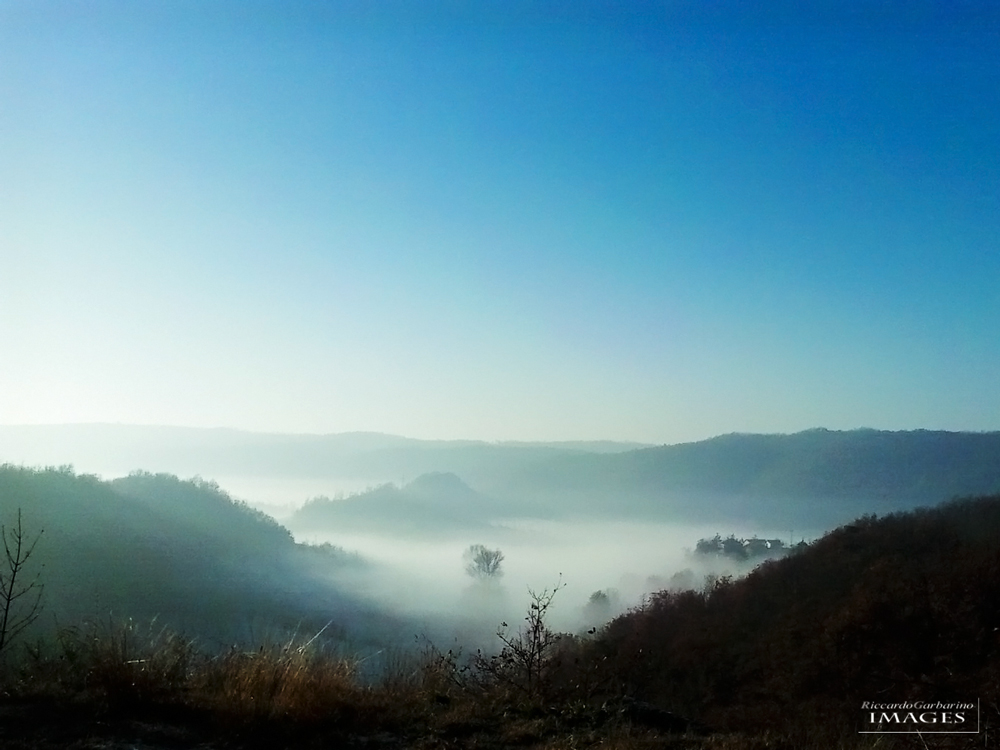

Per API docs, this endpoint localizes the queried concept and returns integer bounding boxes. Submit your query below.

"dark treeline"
[692,534,796,562]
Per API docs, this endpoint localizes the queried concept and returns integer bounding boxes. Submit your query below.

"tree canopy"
[463,544,504,581]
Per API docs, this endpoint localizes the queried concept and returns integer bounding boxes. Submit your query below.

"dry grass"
[4,618,998,749]
[12,617,196,707]
[196,642,359,720]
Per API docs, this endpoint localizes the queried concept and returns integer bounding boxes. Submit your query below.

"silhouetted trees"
[694,534,787,562]
[583,588,620,626]
[463,544,504,581]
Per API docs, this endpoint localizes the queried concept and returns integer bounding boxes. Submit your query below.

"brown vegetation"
[570,495,1000,744]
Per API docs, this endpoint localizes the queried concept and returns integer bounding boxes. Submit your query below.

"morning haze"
[2,2,1000,746]
[3,423,1000,628]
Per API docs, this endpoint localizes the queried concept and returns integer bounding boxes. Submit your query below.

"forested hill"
[581,493,1000,735]
[288,471,509,536]
[0,466,375,642]
[248,429,1000,532]
[3,426,1000,529]
[478,429,1000,525]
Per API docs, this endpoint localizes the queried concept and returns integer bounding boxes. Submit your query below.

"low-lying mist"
[83,468,825,651]
[291,512,812,646]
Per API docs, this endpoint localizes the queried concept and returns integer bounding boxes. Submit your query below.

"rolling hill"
[0,466,386,644]
[4,425,1000,530]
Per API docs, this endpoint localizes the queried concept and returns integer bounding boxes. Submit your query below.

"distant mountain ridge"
[275,429,1000,533]
[483,428,1000,526]
[3,425,1000,529]
[0,424,648,482]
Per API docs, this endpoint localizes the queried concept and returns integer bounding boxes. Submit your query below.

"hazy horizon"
[0,420,660,445]
[0,420,994,445]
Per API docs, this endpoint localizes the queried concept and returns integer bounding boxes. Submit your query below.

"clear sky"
[1,1,998,443]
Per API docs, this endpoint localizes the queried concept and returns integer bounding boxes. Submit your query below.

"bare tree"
[0,509,44,658]
[474,578,565,701]
[464,544,504,581]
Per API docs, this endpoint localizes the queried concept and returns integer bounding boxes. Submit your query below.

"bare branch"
[0,509,45,658]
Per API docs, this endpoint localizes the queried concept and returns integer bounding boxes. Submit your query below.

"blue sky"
[2,1,998,442]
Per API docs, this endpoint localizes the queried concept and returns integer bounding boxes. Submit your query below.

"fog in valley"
[3,422,1000,750]
[3,424,1000,660]
[0,425,859,653]
[290,508,800,636]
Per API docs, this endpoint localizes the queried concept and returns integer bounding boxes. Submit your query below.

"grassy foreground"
[0,616,993,750]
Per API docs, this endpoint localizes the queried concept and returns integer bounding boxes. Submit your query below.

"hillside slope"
[577,493,1000,735]
[483,429,1000,526]
[0,466,377,642]
[288,471,509,536]
[5,426,1000,531]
